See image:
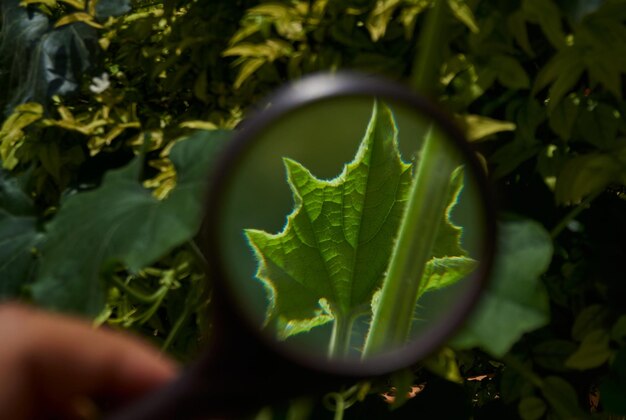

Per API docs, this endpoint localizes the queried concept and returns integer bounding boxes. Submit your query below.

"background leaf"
[0,170,41,298]
[31,130,230,315]
[451,219,552,357]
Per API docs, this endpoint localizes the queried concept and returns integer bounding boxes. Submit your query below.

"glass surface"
[217,96,488,364]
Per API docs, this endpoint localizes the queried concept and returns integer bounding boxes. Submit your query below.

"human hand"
[0,303,178,419]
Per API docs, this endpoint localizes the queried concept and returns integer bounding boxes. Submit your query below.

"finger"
[0,303,179,418]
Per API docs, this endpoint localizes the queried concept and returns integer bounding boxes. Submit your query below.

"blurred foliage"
[1,0,626,418]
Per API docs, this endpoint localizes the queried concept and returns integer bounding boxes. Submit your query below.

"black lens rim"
[201,71,497,377]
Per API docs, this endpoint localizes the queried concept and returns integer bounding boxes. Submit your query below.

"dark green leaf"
[501,363,534,404]
[451,219,552,357]
[571,304,610,341]
[0,209,41,298]
[555,151,625,205]
[31,130,230,316]
[532,339,577,372]
[19,23,97,107]
[575,102,623,150]
[533,48,583,112]
[611,315,626,345]
[491,55,530,90]
[0,170,41,298]
[519,396,547,420]
[508,10,534,56]
[522,0,566,48]
[548,95,579,140]
[542,376,585,418]
[0,0,49,112]
[559,0,607,22]
[565,329,611,369]
[95,0,131,20]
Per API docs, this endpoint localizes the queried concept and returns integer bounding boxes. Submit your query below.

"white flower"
[89,72,110,94]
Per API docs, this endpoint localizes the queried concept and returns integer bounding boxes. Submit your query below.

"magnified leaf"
[245,102,472,341]
[31,130,230,316]
[245,102,412,330]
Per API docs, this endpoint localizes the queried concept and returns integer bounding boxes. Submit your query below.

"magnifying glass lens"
[215,91,490,371]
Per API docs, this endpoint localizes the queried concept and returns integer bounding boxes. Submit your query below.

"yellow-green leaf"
[565,329,611,370]
[459,114,516,142]
[447,0,479,33]
[0,103,44,170]
[233,57,266,89]
[54,12,104,29]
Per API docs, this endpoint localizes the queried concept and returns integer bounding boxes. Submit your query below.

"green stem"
[550,190,601,239]
[410,0,448,94]
[162,291,194,352]
[108,275,165,304]
[186,239,208,267]
[328,313,355,359]
[323,392,346,420]
[363,128,457,356]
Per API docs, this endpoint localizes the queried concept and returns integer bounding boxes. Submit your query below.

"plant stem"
[328,313,355,359]
[550,190,601,239]
[410,0,448,95]
[162,289,194,352]
[186,239,208,267]
[363,128,457,356]
[108,275,165,303]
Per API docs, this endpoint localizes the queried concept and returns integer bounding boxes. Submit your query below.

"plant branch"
[550,190,601,239]
[410,0,448,95]
[108,274,166,304]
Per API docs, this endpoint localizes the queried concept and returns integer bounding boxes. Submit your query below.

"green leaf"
[423,347,463,384]
[555,151,626,205]
[366,0,403,42]
[0,208,41,298]
[532,339,577,372]
[571,304,610,341]
[419,256,475,296]
[491,55,530,90]
[508,10,534,56]
[447,0,479,33]
[0,171,42,299]
[95,0,131,20]
[562,0,607,22]
[459,114,516,142]
[565,329,611,369]
[541,376,585,418]
[245,102,412,328]
[533,48,584,112]
[519,396,547,420]
[233,57,266,89]
[548,95,579,140]
[522,0,566,48]
[451,219,552,357]
[491,138,542,179]
[0,103,43,170]
[611,315,626,345]
[245,102,469,341]
[31,130,230,316]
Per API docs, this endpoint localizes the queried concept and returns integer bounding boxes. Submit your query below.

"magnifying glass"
[109,72,496,420]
